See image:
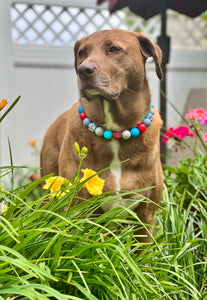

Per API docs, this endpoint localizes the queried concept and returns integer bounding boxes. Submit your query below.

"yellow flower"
[0,201,8,214]
[43,176,71,198]
[0,99,8,111]
[4,204,8,213]
[80,169,104,196]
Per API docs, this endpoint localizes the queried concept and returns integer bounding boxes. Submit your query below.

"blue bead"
[151,104,154,109]
[143,118,151,127]
[83,118,91,127]
[78,106,83,114]
[103,130,113,140]
[130,127,140,137]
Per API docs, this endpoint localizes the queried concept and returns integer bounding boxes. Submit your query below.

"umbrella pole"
[157,0,170,164]
[160,64,167,164]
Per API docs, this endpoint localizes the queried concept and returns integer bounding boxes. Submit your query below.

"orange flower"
[80,169,104,196]
[0,99,8,111]
[28,139,37,147]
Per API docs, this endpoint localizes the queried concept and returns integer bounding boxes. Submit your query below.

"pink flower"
[203,133,207,143]
[185,108,207,124]
[200,113,207,125]
[162,126,194,143]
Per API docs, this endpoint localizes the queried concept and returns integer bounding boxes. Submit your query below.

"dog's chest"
[103,100,122,192]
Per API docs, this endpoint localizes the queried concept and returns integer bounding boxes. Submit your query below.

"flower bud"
[82,147,88,155]
[73,176,79,184]
[74,142,80,155]
[80,146,88,159]
[61,178,70,189]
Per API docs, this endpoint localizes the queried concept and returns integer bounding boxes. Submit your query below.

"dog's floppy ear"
[74,40,81,73]
[137,33,163,80]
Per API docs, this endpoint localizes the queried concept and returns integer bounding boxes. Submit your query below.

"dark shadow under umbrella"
[97,0,207,163]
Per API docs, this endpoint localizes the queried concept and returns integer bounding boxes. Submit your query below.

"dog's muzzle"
[78,62,97,81]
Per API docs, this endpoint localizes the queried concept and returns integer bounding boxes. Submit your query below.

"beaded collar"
[78,104,154,140]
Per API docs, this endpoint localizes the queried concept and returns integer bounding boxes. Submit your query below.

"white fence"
[1,0,207,167]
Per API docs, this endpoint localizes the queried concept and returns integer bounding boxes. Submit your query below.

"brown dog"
[41,29,163,244]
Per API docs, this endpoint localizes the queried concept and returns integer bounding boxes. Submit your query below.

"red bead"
[137,123,146,133]
[80,112,87,120]
[113,131,122,140]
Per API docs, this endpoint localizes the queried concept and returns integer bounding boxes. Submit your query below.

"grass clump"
[0,158,207,299]
[0,170,154,300]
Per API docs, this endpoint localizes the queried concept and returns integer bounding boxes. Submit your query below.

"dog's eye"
[78,49,86,57]
[109,46,121,53]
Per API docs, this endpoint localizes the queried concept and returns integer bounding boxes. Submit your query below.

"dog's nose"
[78,63,96,79]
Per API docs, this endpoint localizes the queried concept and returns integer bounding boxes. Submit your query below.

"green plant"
[0,96,206,299]
[164,155,207,206]
[0,156,206,299]
[0,167,151,299]
[154,181,207,300]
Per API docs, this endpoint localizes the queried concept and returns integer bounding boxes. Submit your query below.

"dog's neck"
[80,88,151,131]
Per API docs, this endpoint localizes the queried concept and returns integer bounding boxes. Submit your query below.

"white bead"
[95,127,104,136]
[122,130,131,140]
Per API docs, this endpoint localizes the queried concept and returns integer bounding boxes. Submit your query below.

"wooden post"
[157,0,170,164]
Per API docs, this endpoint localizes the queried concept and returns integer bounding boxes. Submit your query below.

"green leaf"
[0,96,21,123]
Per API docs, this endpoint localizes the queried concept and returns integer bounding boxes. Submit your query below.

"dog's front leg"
[133,201,158,251]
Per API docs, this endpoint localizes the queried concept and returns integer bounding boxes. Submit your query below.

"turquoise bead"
[103,130,113,140]
[78,106,83,114]
[130,127,140,137]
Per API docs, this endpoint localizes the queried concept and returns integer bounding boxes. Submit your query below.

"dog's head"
[74,29,162,101]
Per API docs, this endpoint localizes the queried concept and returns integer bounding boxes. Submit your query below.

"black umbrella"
[97,0,207,162]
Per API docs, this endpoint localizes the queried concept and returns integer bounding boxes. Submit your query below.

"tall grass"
[0,160,206,299]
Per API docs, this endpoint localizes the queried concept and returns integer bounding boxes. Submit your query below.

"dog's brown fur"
[41,29,163,244]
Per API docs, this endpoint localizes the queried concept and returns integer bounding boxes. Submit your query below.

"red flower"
[162,126,194,143]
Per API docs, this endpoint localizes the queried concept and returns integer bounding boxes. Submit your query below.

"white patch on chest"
[101,100,141,214]
[109,139,121,191]
[103,100,121,131]
[103,99,122,192]
[101,100,123,212]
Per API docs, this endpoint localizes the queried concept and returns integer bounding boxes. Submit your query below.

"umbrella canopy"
[97,0,207,162]
[97,0,207,19]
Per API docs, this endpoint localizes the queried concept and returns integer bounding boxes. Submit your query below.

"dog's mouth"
[83,88,119,101]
